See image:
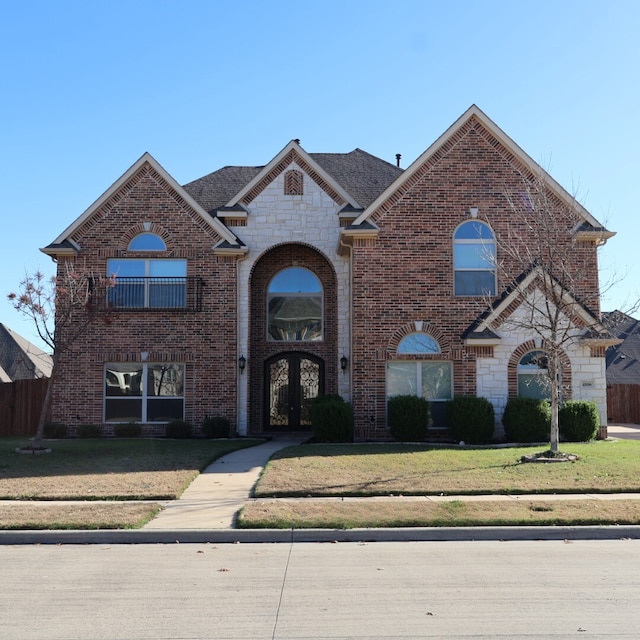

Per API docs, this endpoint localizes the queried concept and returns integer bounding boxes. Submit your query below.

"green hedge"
[502,397,551,443]
[165,420,192,439]
[310,395,353,442]
[201,416,232,439]
[387,395,430,442]
[115,422,142,438]
[446,396,495,444]
[559,400,599,442]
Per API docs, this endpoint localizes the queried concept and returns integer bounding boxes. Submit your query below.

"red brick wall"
[50,164,239,434]
[350,120,600,439]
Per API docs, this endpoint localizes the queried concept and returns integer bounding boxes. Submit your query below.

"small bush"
[310,395,354,442]
[115,422,142,438]
[77,424,101,438]
[202,416,231,439]
[559,400,600,442]
[502,397,551,443]
[447,396,495,444]
[165,420,192,439]
[43,422,67,438]
[387,395,430,442]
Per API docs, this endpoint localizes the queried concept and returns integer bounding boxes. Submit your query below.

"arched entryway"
[248,243,338,434]
[265,352,324,431]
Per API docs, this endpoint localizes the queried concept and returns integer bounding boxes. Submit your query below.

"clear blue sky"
[2,0,638,350]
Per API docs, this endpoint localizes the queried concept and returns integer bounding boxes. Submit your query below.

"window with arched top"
[128,233,166,251]
[267,267,322,341]
[387,332,452,408]
[453,221,496,296]
[517,350,551,399]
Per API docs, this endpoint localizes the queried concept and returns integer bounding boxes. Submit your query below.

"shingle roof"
[182,148,403,213]
[0,324,53,381]
[603,311,640,384]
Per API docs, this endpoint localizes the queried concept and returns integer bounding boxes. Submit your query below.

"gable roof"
[0,324,53,381]
[463,266,618,346]
[350,105,613,241]
[603,311,640,384]
[183,144,403,213]
[42,153,242,256]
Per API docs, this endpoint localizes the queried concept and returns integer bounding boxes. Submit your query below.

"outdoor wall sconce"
[238,355,246,374]
[340,355,348,371]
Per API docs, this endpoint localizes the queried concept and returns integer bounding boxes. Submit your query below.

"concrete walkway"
[143,438,303,530]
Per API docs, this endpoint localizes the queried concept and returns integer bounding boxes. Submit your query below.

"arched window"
[267,267,322,341]
[517,350,550,399]
[453,221,496,296]
[128,233,166,251]
[387,332,452,403]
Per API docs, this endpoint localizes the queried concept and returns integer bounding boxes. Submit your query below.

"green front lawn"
[254,440,640,497]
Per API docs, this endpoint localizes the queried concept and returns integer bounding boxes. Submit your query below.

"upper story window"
[267,267,322,341]
[284,170,303,195]
[453,221,496,296]
[517,350,550,400]
[107,258,187,309]
[128,233,166,251]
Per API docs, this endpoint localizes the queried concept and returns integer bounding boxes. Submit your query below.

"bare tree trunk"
[31,358,57,449]
[549,350,560,454]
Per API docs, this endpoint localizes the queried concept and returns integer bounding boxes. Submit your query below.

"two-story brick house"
[42,105,616,439]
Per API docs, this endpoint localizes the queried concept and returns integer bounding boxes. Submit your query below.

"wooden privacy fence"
[0,378,50,437]
[607,384,640,424]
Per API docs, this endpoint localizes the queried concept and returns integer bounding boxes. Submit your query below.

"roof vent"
[395,153,401,168]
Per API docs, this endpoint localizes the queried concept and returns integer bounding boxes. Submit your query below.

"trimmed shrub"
[559,400,599,442]
[77,424,101,438]
[387,395,430,442]
[165,420,192,439]
[447,396,495,444]
[502,397,551,443]
[43,422,67,438]
[115,422,142,438]
[202,416,231,439]
[310,395,354,442]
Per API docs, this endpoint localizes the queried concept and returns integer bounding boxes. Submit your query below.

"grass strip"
[239,498,640,529]
[0,502,162,530]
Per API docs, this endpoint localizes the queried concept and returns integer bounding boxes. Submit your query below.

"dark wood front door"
[265,353,323,431]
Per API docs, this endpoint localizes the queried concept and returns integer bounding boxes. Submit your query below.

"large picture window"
[105,363,184,422]
[107,258,187,308]
[453,221,496,296]
[267,267,322,341]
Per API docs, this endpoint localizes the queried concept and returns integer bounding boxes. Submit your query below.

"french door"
[265,353,323,431]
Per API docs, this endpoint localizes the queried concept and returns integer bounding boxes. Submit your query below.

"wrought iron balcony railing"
[107,277,204,311]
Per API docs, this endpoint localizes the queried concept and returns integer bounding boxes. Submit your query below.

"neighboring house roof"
[603,311,640,384]
[183,146,403,213]
[0,324,53,381]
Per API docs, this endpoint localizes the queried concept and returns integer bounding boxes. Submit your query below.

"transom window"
[454,221,496,296]
[397,333,440,354]
[128,233,166,251]
[267,267,322,341]
[104,363,184,422]
[517,350,550,399]
[107,258,187,308]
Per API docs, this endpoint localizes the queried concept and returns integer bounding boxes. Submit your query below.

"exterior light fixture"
[238,355,246,374]
[469,207,479,218]
[340,355,348,371]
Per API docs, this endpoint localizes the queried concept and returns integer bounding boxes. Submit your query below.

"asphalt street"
[1,539,639,639]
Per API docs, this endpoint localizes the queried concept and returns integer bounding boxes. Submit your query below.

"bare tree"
[486,169,620,454]
[7,263,115,450]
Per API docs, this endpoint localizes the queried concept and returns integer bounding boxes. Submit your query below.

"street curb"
[2,525,640,545]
